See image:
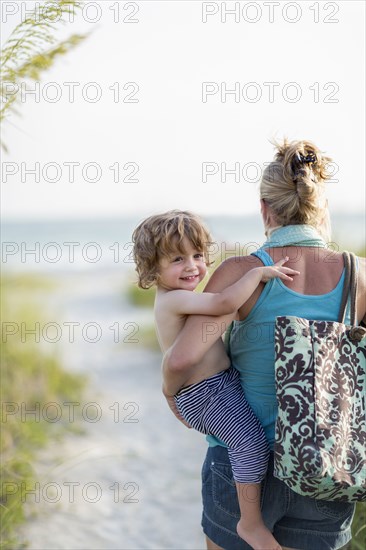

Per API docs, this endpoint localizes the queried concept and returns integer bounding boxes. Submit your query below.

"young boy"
[132,210,298,550]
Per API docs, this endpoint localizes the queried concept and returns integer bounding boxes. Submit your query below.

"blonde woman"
[163,139,366,550]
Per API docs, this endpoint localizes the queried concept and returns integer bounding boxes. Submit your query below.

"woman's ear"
[260,199,279,236]
[260,199,266,217]
[260,199,269,236]
[260,199,270,225]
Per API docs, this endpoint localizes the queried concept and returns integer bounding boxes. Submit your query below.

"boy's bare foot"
[236,519,282,550]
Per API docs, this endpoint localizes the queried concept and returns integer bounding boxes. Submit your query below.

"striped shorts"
[174,366,269,483]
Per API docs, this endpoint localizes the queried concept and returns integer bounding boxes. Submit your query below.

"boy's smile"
[180,274,199,281]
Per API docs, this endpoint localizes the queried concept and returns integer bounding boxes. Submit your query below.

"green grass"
[126,283,156,308]
[135,324,160,351]
[0,275,86,549]
[348,503,366,549]
[124,284,160,350]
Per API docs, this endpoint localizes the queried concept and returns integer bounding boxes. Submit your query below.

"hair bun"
[260,138,333,238]
[296,151,317,165]
[273,138,332,190]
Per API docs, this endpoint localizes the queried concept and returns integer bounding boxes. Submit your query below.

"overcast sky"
[1,0,365,221]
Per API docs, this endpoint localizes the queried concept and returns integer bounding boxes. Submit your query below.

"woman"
[163,139,366,550]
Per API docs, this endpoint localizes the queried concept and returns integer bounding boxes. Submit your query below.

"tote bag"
[274,252,366,501]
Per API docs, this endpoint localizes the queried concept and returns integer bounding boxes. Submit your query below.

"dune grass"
[126,282,156,308]
[349,503,366,549]
[0,274,86,549]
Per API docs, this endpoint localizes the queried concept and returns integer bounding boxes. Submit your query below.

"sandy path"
[17,270,208,549]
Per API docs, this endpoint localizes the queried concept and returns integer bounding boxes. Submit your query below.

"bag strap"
[349,252,358,325]
[338,252,358,325]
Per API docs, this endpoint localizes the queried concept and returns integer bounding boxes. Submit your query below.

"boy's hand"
[261,257,300,283]
[164,394,192,429]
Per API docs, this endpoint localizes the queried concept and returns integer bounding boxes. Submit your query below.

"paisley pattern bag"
[274,252,366,502]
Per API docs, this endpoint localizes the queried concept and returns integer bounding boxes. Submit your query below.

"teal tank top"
[207,248,353,450]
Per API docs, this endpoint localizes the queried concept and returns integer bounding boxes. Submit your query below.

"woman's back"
[224,247,365,450]
[239,247,358,311]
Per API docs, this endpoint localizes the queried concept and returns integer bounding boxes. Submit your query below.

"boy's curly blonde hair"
[132,210,214,289]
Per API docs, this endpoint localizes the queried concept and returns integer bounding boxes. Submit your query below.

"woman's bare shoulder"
[216,254,264,271]
[205,255,263,291]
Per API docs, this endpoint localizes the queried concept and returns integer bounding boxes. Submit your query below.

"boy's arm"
[166,257,298,316]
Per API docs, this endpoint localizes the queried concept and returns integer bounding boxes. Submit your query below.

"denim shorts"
[201,445,356,550]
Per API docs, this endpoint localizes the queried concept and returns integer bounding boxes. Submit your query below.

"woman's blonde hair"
[132,210,214,289]
[260,139,333,240]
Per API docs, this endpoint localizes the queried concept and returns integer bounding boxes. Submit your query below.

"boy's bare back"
[154,291,231,389]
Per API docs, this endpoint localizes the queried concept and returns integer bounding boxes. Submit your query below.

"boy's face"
[157,237,207,291]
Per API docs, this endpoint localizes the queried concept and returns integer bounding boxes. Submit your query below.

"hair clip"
[296,152,317,165]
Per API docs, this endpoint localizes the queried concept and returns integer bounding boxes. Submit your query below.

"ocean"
[2,213,365,275]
